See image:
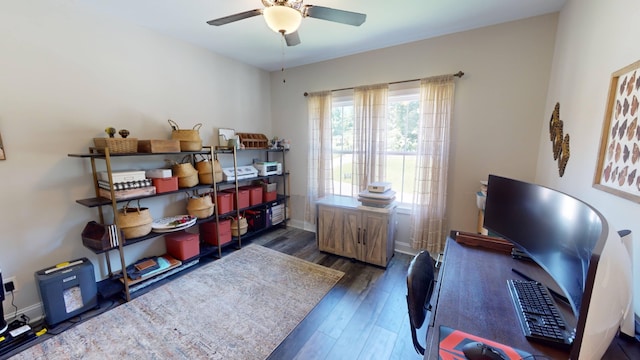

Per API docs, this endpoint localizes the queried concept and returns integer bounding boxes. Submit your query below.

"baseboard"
[394,241,418,256]
[3,302,44,325]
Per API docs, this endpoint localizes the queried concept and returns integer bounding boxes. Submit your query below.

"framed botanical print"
[593,60,640,202]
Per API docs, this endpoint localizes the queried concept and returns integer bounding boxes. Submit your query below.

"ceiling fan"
[206,0,367,46]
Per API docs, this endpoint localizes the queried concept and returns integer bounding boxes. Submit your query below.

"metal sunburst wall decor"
[549,102,570,177]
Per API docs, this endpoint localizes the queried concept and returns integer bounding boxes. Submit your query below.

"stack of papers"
[358,189,396,207]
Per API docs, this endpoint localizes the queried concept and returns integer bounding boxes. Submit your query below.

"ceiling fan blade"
[285,31,301,46]
[206,9,262,26]
[303,5,366,26]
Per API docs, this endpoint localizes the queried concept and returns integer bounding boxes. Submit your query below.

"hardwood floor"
[3,226,425,360]
[248,227,425,360]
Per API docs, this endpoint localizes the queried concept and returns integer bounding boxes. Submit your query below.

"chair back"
[406,250,436,355]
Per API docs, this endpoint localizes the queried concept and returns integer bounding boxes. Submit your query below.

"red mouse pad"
[438,326,532,360]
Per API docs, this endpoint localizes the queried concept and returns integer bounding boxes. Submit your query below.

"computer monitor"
[0,269,7,334]
[483,174,633,359]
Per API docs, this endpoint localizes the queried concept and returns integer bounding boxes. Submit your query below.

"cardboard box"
[165,231,199,260]
[137,139,181,153]
[98,186,156,200]
[225,188,250,210]
[200,219,232,246]
[152,177,178,193]
[216,192,234,214]
[262,182,277,193]
[145,169,173,178]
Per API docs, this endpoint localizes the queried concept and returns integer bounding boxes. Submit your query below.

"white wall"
[536,0,640,315]
[0,1,271,319]
[270,14,558,252]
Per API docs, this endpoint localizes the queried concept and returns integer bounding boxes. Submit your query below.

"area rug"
[12,244,344,359]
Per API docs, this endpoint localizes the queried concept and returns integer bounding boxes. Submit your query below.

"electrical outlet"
[3,276,18,294]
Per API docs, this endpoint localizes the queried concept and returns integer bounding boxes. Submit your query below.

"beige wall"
[536,0,640,314]
[0,2,271,318]
[270,14,558,252]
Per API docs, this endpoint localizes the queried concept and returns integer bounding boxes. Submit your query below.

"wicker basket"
[180,140,203,152]
[168,119,202,151]
[186,192,214,219]
[231,217,248,236]
[195,156,223,184]
[172,161,199,188]
[116,200,152,239]
[93,138,139,154]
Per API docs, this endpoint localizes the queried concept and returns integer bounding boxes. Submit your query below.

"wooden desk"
[424,237,637,359]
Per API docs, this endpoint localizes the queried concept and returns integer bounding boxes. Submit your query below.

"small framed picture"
[593,60,640,202]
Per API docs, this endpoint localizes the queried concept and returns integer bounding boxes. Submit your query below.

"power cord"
[8,289,19,321]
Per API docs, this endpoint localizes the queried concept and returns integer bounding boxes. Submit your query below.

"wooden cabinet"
[317,196,396,267]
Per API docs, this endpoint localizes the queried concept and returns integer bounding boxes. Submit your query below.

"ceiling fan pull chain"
[280,31,287,84]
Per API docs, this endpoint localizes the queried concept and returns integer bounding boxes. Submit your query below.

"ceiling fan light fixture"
[263,6,302,34]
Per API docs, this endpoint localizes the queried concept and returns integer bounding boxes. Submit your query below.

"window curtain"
[304,91,333,229]
[410,75,455,254]
[353,85,388,193]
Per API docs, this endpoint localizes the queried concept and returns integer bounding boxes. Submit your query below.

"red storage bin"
[263,190,277,202]
[216,192,234,214]
[165,231,199,260]
[246,186,263,206]
[200,219,232,246]
[152,176,178,193]
[225,188,250,210]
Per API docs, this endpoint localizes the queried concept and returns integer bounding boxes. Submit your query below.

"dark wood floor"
[3,227,425,360]
[248,227,425,360]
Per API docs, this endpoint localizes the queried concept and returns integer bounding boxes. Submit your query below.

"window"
[330,82,420,204]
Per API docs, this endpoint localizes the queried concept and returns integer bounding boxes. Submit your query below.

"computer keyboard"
[507,279,574,350]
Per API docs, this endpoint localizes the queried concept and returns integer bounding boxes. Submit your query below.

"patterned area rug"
[12,244,344,359]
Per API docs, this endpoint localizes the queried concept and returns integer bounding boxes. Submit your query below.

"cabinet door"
[317,205,344,254]
[340,208,360,261]
[360,211,389,267]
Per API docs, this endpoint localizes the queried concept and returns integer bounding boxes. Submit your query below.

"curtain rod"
[303,70,464,97]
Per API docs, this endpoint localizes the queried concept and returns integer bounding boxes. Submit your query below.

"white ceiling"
[79,0,566,72]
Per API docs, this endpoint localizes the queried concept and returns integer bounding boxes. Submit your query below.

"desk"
[424,237,638,359]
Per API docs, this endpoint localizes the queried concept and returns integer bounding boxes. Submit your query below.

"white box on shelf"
[98,170,146,183]
[145,169,173,178]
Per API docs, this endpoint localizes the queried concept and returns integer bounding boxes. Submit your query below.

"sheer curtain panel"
[353,85,389,192]
[305,92,333,229]
[410,75,455,253]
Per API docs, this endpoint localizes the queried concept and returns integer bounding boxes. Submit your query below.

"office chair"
[406,250,436,355]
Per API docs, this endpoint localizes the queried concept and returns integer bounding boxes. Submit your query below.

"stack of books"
[358,182,396,208]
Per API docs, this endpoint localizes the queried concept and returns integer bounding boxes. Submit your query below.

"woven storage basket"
[195,156,223,184]
[180,140,202,152]
[186,192,214,219]
[172,159,199,188]
[93,138,138,154]
[231,217,248,236]
[116,200,152,239]
[168,119,202,151]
